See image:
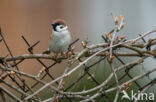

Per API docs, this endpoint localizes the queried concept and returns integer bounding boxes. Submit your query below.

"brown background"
[0,0,156,94]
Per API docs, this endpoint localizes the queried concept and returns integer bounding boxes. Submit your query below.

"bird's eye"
[60,25,64,29]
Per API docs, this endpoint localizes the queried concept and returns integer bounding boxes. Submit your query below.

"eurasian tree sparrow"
[43,19,71,55]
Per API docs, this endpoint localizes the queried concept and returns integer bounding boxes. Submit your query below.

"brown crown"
[52,19,67,26]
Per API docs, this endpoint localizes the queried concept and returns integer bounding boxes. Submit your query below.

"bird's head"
[51,19,68,32]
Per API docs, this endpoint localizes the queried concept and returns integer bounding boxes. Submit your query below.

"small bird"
[43,19,71,56]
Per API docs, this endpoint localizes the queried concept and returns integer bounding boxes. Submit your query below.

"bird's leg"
[53,52,65,59]
[53,53,63,63]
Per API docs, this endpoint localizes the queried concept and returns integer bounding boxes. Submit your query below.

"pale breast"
[49,31,71,53]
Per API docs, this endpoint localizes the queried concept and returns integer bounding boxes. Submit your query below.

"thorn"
[10,71,15,75]
[110,11,114,18]
[125,87,130,92]
[109,33,112,38]
[141,58,144,63]
[120,14,124,21]
[148,54,152,57]
[41,67,45,72]
[68,51,72,57]
[124,82,132,87]
[148,38,153,43]
[61,82,65,87]
[54,97,59,102]
[65,74,69,78]
[105,52,110,57]
[105,32,108,38]
[120,35,126,40]
[130,40,135,44]
[114,17,119,25]
[120,22,125,30]
[35,93,39,97]
[111,56,115,60]
[81,41,86,48]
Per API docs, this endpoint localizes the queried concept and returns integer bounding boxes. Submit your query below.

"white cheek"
[56,26,62,32]
[56,26,68,32]
[53,29,69,36]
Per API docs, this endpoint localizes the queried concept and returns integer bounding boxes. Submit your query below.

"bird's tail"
[43,49,51,54]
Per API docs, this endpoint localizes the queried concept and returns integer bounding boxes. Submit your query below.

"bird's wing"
[43,49,51,54]
[50,33,53,40]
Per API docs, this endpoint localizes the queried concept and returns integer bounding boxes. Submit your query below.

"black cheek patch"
[52,23,60,32]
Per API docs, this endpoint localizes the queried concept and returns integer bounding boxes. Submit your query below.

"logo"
[121,90,154,101]
[121,90,131,100]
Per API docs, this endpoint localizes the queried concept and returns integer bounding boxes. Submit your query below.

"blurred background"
[0,0,156,101]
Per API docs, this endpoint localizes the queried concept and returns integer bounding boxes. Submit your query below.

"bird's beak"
[51,23,55,27]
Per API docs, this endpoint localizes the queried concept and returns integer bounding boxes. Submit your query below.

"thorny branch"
[0,14,156,102]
